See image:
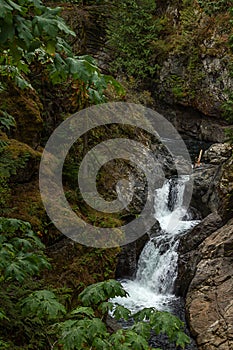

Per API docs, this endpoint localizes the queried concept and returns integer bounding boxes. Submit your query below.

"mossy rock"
[0,135,41,183]
[45,238,120,307]
[0,134,46,230]
[10,181,44,229]
[1,83,43,148]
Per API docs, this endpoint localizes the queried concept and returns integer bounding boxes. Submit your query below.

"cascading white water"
[112,176,199,313]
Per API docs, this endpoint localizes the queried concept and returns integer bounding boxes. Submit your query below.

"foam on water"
[111,176,199,313]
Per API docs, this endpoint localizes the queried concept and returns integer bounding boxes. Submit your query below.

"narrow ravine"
[113,176,199,313]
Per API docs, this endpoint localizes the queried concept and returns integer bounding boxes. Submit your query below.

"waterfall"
[112,176,199,313]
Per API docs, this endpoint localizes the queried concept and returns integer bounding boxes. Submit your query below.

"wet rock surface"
[175,213,223,297]
[115,221,161,279]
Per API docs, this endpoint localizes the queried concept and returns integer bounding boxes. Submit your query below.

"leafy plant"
[0,217,50,282]
[0,218,56,348]
[21,290,66,321]
[56,279,190,350]
[0,0,124,110]
[0,241,190,350]
[0,110,15,131]
[79,279,127,306]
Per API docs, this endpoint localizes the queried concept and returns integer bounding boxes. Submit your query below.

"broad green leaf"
[98,301,114,314]
[58,320,88,350]
[176,331,191,348]
[131,321,151,340]
[71,306,95,319]
[92,337,110,350]
[86,318,108,340]
[45,40,56,55]
[57,20,75,36]
[0,217,50,282]
[21,290,66,320]
[113,304,131,321]
[79,280,127,306]
[124,330,149,350]
[133,307,156,322]
[0,23,14,43]
[0,0,14,18]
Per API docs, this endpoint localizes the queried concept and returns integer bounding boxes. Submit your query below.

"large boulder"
[176,149,233,349]
[191,164,220,216]
[175,213,223,296]
[186,219,233,350]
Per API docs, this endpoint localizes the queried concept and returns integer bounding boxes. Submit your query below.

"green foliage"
[0,110,15,131]
[113,304,131,321]
[0,178,11,215]
[106,0,163,80]
[0,148,30,179]
[150,310,190,347]
[0,217,50,282]
[0,338,10,349]
[21,290,66,321]
[0,0,124,109]
[197,0,231,15]
[0,250,190,350]
[79,279,127,306]
[0,0,73,87]
[0,142,33,215]
[57,318,109,350]
[0,218,56,349]
[56,280,190,350]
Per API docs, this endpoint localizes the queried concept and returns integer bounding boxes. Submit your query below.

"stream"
[112,176,200,348]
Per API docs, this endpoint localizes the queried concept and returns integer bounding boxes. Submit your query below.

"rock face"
[115,232,150,279]
[186,219,233,350]
[176,148,233,349]
[157,105,228,144]
[153,3,233,145]
[116,218,161,278]
[190,143,233,216]
[175,213,223,297]
[158,54,233,120]
[203,143,233,165]
[191,164,221,216]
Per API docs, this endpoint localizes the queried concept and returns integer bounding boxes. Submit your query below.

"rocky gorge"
[0,1,233,349]
[114,140,233,350]
[173,142,233,350]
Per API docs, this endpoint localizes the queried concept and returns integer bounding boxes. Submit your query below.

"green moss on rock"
[1,83,43,147]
